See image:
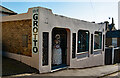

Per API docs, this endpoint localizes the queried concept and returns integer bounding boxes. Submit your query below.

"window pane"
[42,32,49,66]
[94,32,102,50]
[72,33,76,58]
[91,34,93,54]
[103,35,105,51]
[112,38,117,47]
[77,30,89,53]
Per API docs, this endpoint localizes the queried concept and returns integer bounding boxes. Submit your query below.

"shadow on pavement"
[2,56,39,76]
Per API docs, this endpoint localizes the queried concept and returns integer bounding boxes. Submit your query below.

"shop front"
[2,7,106,73]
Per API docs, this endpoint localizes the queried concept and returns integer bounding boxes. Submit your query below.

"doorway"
[52,28,68,70]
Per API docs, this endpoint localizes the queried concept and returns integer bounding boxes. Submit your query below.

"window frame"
[77,29,90,54]
[94,31,102,51]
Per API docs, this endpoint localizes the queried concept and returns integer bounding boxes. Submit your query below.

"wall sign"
[32,8,39,54]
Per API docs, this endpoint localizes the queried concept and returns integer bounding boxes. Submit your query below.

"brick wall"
[106,38,112,47]
[2,19,32,56]
[117,38,120,47]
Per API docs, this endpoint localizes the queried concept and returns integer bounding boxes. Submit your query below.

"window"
[91,34,93,54]
[94,32,102,50]
[22,35,28,47]
[103,35,105,51]
[112,38,117,47]
[77,30,89,53]
[42,32,49,66]
[72,33,76,58]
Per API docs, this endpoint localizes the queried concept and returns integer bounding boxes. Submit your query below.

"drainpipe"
[112,47,114,64]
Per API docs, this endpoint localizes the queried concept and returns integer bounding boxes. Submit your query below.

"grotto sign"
[32,8,39,54]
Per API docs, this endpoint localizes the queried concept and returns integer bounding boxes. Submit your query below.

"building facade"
[0,5,17,16]
[106,30,120,47]
[106,18,120,48]
[2,7,106,73]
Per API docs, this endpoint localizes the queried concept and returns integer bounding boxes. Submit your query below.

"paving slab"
[3,64,120,78]
[33,64,119,77]
[2,56,120,78]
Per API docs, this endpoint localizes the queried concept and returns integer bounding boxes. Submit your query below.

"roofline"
[0,5,17,14]
[0,11,17,15]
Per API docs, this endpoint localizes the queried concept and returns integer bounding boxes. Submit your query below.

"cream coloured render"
[2,7,106,73]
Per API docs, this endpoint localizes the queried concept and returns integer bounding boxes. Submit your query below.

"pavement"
[32,64,120,77]
[2,56,120,78]
[102,72,120,78]
[3,65,120,78]
[2,57,39,76]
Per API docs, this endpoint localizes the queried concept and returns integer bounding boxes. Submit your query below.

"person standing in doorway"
[52,34,62,65]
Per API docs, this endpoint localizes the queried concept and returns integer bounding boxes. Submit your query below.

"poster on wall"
[32,8,39,54]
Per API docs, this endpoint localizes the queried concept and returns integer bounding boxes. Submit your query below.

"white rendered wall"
[37,7,105,73]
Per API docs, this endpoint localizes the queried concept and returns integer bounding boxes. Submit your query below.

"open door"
[52,28,68,70]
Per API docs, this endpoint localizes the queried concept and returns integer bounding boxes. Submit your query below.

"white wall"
[38,7,105,73]
[2,7,106,73]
